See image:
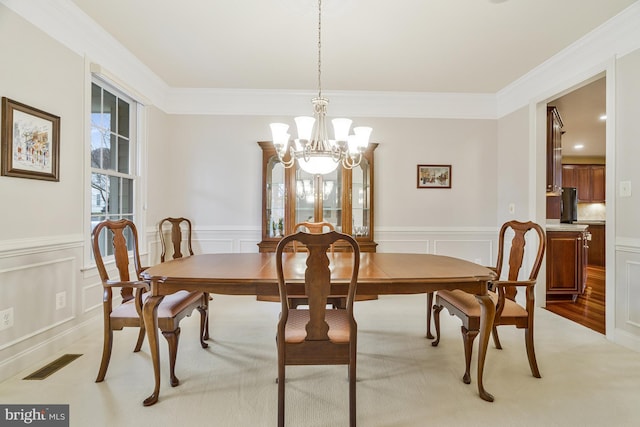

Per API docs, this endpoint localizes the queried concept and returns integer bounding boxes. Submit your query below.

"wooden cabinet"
[561,164,605,202]
[586,223,605,267]
[258,141,378,253]
[546,229,589,301]
[591,166,606,202]
[546,107,563,194]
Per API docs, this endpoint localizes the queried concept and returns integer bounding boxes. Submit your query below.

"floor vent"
[23,354,82,380]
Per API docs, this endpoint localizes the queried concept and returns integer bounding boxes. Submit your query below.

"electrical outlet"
[0,307,14,331]
[55,291,67,310]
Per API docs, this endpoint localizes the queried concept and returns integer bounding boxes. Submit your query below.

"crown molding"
[3,0,639,119]
[164,88,497,119]
[496,1,640,118]
[0,0,168,107]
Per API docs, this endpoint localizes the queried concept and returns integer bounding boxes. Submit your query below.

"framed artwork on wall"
[417,164,451,188]
[1,97,60,181]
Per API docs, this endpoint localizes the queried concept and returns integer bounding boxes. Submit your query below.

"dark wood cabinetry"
[546,229,589,301]
[258,141,378,253]
[562,164,605,202]
[546,107,563,194]
[586,224,605,267]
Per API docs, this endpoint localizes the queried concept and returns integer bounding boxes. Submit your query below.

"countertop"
[546,222,590,232]
[574,220,605,226]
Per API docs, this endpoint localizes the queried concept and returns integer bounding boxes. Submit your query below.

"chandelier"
[269,0,372,175]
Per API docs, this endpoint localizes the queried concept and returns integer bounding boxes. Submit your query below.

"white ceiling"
[69,0,635,93]
[68,0,632,157]
[550,77,607,158]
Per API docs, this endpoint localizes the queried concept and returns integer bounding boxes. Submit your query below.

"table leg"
[475,293,496,402]
[142,294,164,406]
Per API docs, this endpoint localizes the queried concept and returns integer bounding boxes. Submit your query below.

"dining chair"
[158,217,209,341]
[291,220,335,254]
[92,219,209,386]
[158,216,194,262]
[431,220,546,384]
[275,230,360,427]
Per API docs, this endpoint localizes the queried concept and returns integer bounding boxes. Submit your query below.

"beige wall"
[148,115,499,229]
[496,107,531,225]
[0,5,95,380]
[615,49,640,240]
[0,5,85,240]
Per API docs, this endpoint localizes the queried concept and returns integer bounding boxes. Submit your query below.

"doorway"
[544,76,607,334]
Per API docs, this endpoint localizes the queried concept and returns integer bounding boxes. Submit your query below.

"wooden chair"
[431,220,546,384]
[92,219,209,386]
[291,221,335,254]
[158,216,210,342]
[158,216,194,262]
[276,230,360,427]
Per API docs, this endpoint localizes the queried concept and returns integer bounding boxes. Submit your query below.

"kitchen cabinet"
[257,141,378,253]
[584,223,605,267]
[546,107,563,195]
[562,164,605,202]
[546,229,589,301]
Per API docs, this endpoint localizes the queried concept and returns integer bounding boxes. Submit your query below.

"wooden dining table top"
[141,252,496,297]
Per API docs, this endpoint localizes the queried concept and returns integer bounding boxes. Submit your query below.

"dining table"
[140,252,497,406]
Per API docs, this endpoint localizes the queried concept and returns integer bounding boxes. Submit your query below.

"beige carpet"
[1,294,639,426]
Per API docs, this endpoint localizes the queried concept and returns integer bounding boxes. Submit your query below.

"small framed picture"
[1,97,60,181]
[417,164,451,188]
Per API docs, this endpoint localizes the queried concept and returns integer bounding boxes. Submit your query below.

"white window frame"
[85,74,146,267]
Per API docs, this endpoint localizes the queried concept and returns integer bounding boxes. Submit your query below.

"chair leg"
[426,292,434,339]
[134,325,145,352]
[162,327,181,387]
[349,361,356,427]
[202,293,210,341]
[491,325,502,349]
[525,328,541,378]
[431,304,444,346]
[95,329,113,382]
[197,304,209,349]
[278,361,285,427]
[461,326,479,385]
[349,339,357,427]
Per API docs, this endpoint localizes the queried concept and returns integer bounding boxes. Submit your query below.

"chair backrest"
[292,221,335,253]
[158,217,194,262]
[92,219,144,303]
[276,231,360,340]
[494,220,546,301]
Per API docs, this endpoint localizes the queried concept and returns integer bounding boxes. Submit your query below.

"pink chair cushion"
[437,289,528,318]
[284,309,351,344]
[111,290,203,319]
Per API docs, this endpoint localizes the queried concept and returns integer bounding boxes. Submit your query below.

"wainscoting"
[2,228,640,384]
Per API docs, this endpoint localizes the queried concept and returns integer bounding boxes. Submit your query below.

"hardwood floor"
[544,266,605,334]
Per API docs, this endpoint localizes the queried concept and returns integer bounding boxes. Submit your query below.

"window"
[90,80,138,255]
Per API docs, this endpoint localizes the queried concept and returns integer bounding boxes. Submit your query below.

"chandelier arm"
[342,152,362,170]
[276,147,295,168]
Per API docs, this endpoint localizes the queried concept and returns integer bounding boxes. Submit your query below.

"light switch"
[620,181,632,197]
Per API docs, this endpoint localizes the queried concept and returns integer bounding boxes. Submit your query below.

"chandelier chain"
[317,0,322,99]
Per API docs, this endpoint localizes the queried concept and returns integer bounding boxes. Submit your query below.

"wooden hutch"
[257,141,378,253]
